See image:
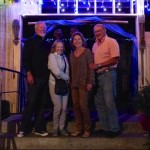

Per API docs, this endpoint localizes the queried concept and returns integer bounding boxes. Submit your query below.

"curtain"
[105,24,138,97]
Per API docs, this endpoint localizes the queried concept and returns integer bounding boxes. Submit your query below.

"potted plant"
[134,81,150,136]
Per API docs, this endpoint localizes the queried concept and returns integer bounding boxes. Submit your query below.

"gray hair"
[34,21,46,29]
[94,24,106,34]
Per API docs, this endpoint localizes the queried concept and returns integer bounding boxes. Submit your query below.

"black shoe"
[105,131,121,138]
[144,131,150,137]
[52,130,58,137]
[59,129,69,136]
[94,129,108,136]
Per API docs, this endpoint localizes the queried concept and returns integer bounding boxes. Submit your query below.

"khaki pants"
[49,83,68,131]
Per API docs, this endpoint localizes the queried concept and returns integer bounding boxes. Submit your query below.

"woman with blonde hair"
[48,39,70,136]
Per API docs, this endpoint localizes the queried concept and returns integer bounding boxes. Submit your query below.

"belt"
[97,68,115,75]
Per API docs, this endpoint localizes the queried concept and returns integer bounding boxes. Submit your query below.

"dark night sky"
[145,13,150,31]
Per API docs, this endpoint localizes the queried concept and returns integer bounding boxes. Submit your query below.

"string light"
[74,0,76,14]
[87,0,91,11]
[51,0,56,5]
[21,0,41,14]
[145,0,150,11]
[41,0,145,14]
[116,0,122,12]
[82,0,86,5]
[100,0,107,12]
[60,0,65,12]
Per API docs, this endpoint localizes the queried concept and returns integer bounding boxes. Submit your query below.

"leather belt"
[97,68,115,75]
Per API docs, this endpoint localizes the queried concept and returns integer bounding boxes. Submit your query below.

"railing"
[0,67,26,115]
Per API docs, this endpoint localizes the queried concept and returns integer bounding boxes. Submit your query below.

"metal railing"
[0,67,26,117]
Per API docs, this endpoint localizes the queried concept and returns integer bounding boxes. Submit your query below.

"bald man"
[17,21,51,137]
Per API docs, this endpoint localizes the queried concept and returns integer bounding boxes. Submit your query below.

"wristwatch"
[97,64,101,68]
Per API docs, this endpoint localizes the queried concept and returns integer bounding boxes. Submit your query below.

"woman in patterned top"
[70,31,95,138]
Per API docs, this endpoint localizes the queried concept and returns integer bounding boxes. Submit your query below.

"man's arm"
[89,56,119,70]
[22,39,35,85]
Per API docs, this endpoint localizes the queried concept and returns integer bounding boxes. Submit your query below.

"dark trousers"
[20,78,50,133]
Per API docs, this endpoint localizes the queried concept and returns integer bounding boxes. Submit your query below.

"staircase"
[0,111,150,150]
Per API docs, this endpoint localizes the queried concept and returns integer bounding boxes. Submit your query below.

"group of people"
[17,21,120,138]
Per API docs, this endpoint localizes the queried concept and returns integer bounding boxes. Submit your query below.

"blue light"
[42,0,144,15]
[147,5,150,11]
[61,8,65,12]
[118,8,122,12]
[51,0,56,5]
[103,7,107,12]
[117,2,121,6]
[61,3,64,7]
[145,2,150,12]
[86,7,90,11]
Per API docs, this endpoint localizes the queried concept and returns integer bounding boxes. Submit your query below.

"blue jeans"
[95,70,120,132]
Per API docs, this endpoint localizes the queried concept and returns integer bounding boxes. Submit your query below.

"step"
[0,113,149,150]
[1,110,53,134]
[0,133,149,150]
[1,114,22,133]
[1,113,145,134]
[47,121,144,134]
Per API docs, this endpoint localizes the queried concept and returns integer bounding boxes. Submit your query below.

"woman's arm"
[48,54,69,80]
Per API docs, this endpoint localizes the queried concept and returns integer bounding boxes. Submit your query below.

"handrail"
[0,67,26,78]
[0,66,26,113]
